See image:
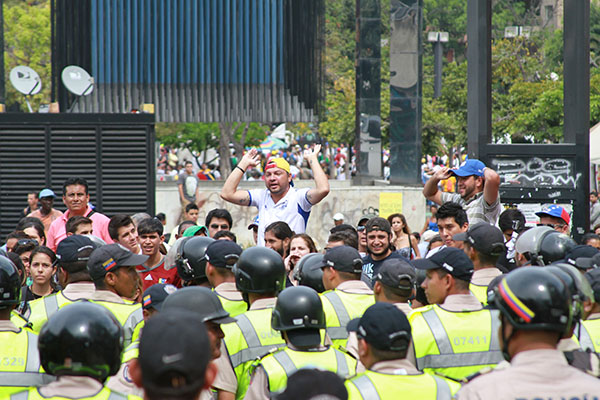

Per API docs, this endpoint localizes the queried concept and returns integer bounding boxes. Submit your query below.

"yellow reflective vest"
[469,283,488,306]
[215,293,247,317]
[256,346,356,395]
[222,307,285,400]
[345,369,460,400]
[0,328,54,396]
[25,292,75,333]
[89,300,143,349]
[320,290,374,348]
[577,318,600,352]
[409,305,503,380]
[7,387,141,399]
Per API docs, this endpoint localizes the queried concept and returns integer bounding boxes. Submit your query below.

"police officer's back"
[127,311,216,400]
[0,256,53,396]
[457,268,600,399]
[346,258,417,372]
[345,303,460,399]
[26,236,97,332]
[106,283,177,396]
[204,240,247,317]
[319,246,374,348]
[157,286,237,400]
[246,286,357,399]
[212,247,287,400]
[87,244,147,347]
[581,268,600,352]
[453,223,505,305]
[410,248,503,380]
[545,263,600,375]
[7,301,140,399]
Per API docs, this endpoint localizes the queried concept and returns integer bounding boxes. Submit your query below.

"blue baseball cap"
[450,159,486,177]
[39,188,56,198]
[248,215,259,230]
[535,205,571,225]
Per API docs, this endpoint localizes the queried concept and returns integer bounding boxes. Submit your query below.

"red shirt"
[136,257,182,291]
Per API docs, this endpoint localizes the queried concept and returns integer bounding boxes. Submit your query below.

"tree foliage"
[4,0,51,112]
[156,121,268,175]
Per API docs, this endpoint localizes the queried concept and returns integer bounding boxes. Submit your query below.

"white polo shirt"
[248,187,312,246]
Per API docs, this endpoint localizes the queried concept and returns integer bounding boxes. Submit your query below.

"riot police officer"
[293,253,326,293]
[26,235,97,332]
[345,303,460,399]
[410,247,503,380]
[8,301,140,399]
[581,268,600,352]
[513,226,575,267]
[213,246,287,400]
[246,286,357,399]
[319,246,374,348]
[204,240,246,316]
[87,244,147,348]
[0,256,52,396]
[457,267,600,399]
[176,236,215,287]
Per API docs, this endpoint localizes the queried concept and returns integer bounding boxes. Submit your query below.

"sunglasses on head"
[17,239,37,246]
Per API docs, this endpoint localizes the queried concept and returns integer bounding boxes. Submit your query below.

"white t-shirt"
[248,187,313,246]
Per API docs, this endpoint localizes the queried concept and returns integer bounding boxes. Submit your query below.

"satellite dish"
[61,65,94,96]
[9,66,42,112]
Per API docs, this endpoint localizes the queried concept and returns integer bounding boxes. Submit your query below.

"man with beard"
[361,217,408,287]
[423,159,501,225]
[264,221,294,259]
[220,145,329,246]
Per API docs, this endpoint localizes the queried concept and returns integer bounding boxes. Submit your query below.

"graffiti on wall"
[490,157,580,188]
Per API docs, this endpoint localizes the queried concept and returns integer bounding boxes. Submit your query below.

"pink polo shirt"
[46,205,113,251]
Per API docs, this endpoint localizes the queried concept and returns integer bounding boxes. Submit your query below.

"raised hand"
[303,144,321,161]
[433,166,452,181]
[240,148,261,170]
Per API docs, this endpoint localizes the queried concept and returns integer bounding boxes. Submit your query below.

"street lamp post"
[427,31,448,98]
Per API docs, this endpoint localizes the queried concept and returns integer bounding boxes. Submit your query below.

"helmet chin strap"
[242,292,250,307]
[500,318,516,362]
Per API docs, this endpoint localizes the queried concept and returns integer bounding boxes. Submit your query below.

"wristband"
[236,166,246,173]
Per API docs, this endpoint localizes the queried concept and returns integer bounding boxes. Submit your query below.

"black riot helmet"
[39,301,123,382]
[489,267,572,334]
[0,256,21,308]
[271,286,325,348]
[176,236,215,283]
[489,267,572,361]
[514,226,575,266]
[272,286,325,331]
[548,262,595,323]
[234,247,285,295]
[294,253,326,293]
[162,286,237,324]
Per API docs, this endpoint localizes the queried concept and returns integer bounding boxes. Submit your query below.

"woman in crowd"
[420,204,439,234]
[388,213,420,259]
[21,246,58,303]
[286,233,318,286]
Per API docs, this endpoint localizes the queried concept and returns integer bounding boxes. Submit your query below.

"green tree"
[156,122,268,176]
[4,0,51,112]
